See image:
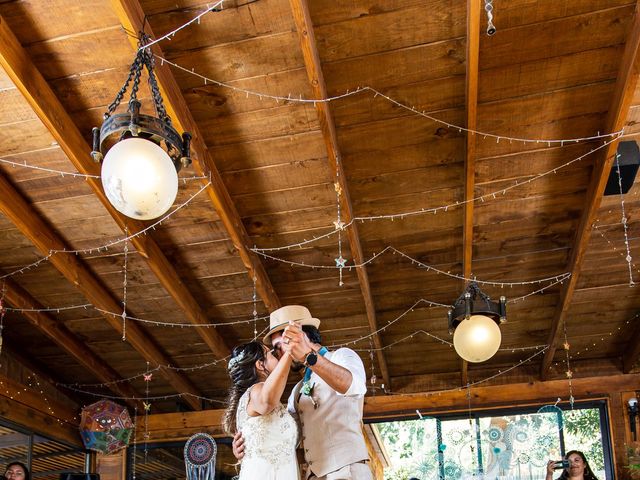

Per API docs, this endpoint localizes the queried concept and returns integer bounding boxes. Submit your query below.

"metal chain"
[103,32,171,124]
[104,56,140,119]
[145,51,171,126]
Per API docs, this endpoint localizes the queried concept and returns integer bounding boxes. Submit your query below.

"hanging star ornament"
[143,402,151,412]
[565,370,573,378]
[563,342,570,351]
[335,256,347,268]
[333,219,345,230]
[334,182,342,196]
[143,373,153,382]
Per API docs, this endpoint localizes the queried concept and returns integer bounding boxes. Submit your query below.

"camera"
[553,460,570,469]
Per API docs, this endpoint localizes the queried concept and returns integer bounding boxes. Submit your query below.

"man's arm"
[307,353,353,394]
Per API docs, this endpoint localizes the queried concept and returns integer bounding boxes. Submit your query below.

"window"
[375,401,612,480]
[0,421,87,480]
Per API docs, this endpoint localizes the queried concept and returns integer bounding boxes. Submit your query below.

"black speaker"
[59,474,99,480]
[604,141,640,195]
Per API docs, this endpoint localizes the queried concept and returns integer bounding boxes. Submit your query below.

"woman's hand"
[546,460,555,478]
[232,431,245,461]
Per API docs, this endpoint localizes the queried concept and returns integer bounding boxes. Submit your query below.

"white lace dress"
[236,385,300,480]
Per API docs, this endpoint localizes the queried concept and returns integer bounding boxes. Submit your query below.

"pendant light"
[90,34,191,220]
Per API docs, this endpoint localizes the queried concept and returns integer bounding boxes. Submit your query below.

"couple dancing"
[223,305,372,480]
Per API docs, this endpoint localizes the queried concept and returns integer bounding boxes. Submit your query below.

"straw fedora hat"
[263,305,320,345]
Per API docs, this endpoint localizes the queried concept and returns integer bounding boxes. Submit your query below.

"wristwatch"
[303,350,318,367]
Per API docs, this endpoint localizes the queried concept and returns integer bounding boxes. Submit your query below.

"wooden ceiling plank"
[287,0,390,388]
[0,172,202,410]
[3,276,142,407]
[0,13,232,360]
[540,0,640,379]
[460,0,482,386]
[108,0,281,313]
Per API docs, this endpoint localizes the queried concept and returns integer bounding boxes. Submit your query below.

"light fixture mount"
[448,282,506,333]
[91,33,191,169]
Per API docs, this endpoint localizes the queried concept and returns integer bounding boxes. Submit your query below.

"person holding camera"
[546,450,599,480]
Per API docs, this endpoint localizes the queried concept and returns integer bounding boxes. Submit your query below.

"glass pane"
[376,408,608,480]
[562,408,606,479]
[373,418,438,480]
[478,412,562,480]
[440,418,478,479]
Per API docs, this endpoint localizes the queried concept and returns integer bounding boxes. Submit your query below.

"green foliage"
[563,409,605,472]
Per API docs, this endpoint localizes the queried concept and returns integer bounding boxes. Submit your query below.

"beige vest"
[294,374,369,477]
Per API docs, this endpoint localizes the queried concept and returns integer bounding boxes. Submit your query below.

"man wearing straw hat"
[233,305,371,480]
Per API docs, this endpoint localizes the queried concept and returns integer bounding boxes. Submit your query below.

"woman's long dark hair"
[222,342,267,435]
[5,462,30,480]
[557,450,599,480]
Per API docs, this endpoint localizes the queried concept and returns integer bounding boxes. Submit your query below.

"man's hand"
[282,321,314,362]
[232,431,245,461]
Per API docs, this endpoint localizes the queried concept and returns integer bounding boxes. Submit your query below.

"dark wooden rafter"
[623,326,640,373]
[0,13,231,360]
[2,276,142,408]
[287,0,391,389]
[540,1,640,379]
[108,0,281,313]
[460,0,481,386]
[0,172,203,410]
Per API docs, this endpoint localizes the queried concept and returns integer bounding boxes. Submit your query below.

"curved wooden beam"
[108,0,281,313]
[287,0,390,388]
[540,1,640,379]
[0,13,232,359]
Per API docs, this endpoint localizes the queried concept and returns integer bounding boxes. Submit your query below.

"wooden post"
[96,450,126,480]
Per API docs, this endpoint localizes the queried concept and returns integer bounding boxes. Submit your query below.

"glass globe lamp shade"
[452,314,502,363]
[101,137,178,220]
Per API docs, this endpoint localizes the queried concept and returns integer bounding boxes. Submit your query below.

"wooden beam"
[364,373,640,419]
[108,0,281,313]
[288,0,391,389]
[3,276,142,408]
[622,324,640,372]
[0,13,232,360]
[460,0,482,386]
[540,1,640,378]
[0,172,203,410]
[136,409,225,442]
[140,373,640,441]
[0,373,80,447]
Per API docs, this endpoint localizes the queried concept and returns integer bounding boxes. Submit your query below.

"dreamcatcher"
[184,432,217,480]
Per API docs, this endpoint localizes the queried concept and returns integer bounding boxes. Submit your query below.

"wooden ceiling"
[0,0,639,414]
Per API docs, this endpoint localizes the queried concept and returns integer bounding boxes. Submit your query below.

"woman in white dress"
[223,341,299,480]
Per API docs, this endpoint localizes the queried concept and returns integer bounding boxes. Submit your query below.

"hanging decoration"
[122,228,129,341]
[613,152,635,286]
[184,432,217,480]
[143,362,152,458]
[484,0,496,35]
[79,399,133,454]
